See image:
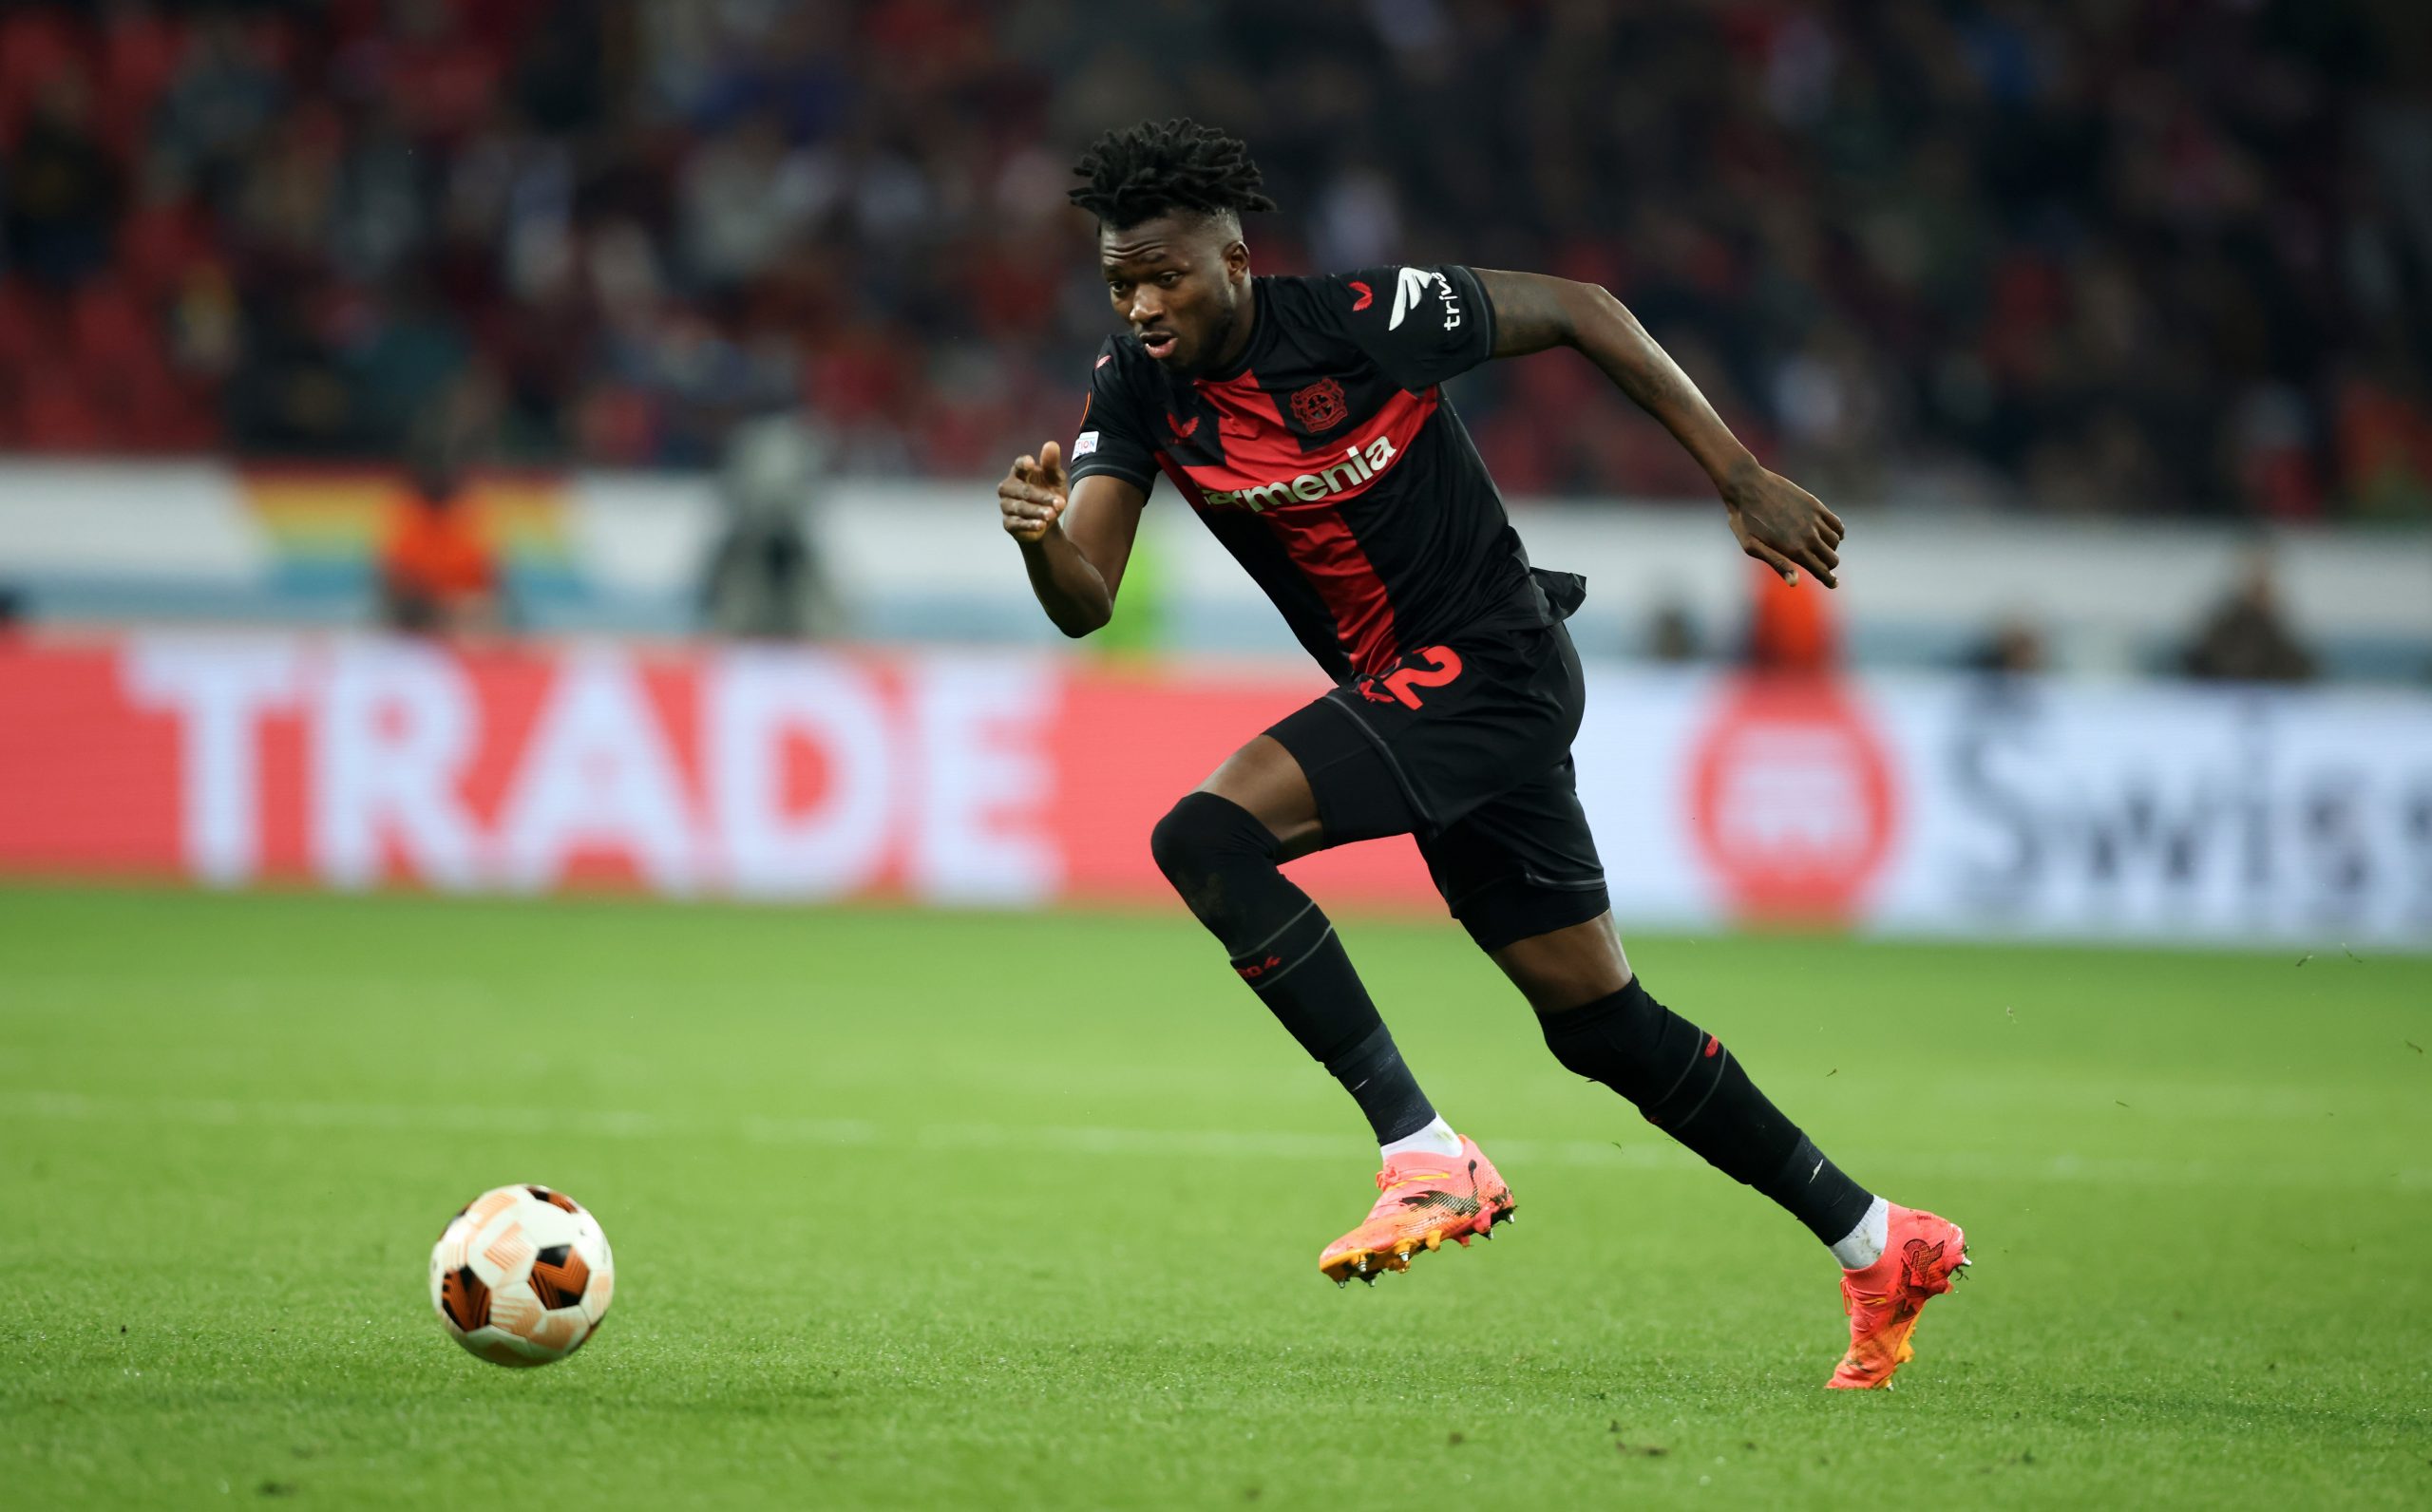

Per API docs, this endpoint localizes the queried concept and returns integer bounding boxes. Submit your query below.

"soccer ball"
[429,1184,615,1367]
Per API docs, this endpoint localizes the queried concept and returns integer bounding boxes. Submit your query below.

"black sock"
[1151,793,1435,1144]
[1540,978,1873,1246]
[1324,1023,1436,1148]
[1756,1135,1873,1250]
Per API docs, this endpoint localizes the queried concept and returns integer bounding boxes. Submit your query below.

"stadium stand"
[0,0,2426,520]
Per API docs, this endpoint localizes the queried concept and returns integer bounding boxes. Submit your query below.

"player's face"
[1100,214,1249,376]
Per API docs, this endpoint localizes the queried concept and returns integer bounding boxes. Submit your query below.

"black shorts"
[1265,616,1609,953]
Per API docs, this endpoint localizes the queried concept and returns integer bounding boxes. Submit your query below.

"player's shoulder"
[1089,332,1150,386]
[1267,265,1479,340]
[1084,334,1172,418]
[1256,270,1367,331]
[1074,337,1167,466]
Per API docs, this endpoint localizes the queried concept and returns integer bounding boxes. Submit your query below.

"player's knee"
[1537,978,1639,1084]
[1149,791,1279,915]
[1538,977,1700,1106]
[1147,795,1213,889]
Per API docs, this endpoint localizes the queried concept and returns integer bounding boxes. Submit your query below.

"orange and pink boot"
[1827,1203,1970,1389]
[1319,1134,1514,1286]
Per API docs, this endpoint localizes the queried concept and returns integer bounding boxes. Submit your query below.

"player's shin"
[1151,792,1443,1149]
[1538,977,1877,1259]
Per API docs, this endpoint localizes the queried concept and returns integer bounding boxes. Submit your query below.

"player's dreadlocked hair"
[1068,119,1279,231]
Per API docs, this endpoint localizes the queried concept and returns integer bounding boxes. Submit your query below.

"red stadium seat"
[70,281,167,379]
[61,280,180,452]
[0,9,88,146]
[117,199,216,302]
[96,6,187,163]
[0,281,63,373]
[19,379,113,454]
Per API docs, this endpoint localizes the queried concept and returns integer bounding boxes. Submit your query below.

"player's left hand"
[1720,462,1843,589]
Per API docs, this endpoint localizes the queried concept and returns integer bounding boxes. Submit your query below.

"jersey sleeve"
[1064,340,1158,496]
[1319,265,1498,391]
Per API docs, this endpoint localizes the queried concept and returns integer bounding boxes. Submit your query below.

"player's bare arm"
[1476,269,1845,589]
[998,443,1145,636]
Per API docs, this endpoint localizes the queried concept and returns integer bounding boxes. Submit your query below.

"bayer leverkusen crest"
[1289,377,1348,433]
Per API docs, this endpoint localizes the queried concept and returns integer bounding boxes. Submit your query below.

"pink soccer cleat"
[1826,1203,1970,1389]
[1319,1134,1514,1286]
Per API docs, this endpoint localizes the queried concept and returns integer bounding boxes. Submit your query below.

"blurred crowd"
[3,0,2431,519]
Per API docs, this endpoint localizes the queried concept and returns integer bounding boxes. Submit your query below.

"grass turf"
[2,884,2427,1509]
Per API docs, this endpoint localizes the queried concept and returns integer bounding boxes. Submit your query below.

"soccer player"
[997,120,1966,1389]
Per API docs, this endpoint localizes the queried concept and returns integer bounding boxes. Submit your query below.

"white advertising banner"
[1867,679,2432,945]
[1576,672,2432,946]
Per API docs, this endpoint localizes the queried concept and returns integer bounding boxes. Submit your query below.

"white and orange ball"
[429,1184,615,1367]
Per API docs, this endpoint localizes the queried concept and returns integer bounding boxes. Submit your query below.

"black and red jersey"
[1066,265,1573,683]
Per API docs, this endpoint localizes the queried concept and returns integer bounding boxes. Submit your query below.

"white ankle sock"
[1379,1114,1463,1161]
[1830,1196,1891,1270]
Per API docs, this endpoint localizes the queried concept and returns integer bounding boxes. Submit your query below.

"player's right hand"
[998,442,1068,544]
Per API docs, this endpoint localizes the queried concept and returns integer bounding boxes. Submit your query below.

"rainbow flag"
[242,470,582,598]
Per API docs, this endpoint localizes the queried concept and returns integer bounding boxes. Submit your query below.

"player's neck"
[1206,280,1258,374]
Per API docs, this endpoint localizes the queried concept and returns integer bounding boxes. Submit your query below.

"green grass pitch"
[3,884,2427,1509]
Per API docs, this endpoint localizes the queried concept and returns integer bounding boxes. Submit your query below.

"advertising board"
[4,633,2424,948]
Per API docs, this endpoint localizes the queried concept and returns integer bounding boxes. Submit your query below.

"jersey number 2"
[1378,646,1463,709]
